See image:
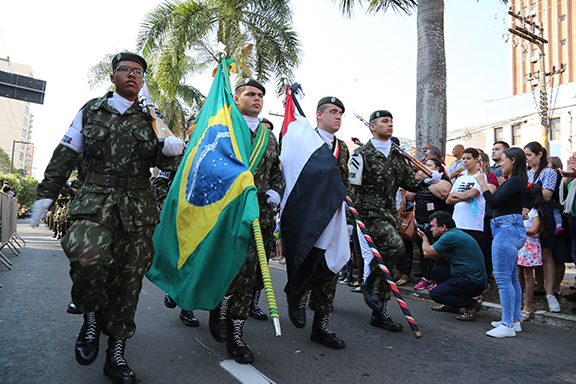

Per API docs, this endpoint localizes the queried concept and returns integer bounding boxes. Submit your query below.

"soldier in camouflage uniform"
[286,96,350,350]
[31,52,184,384]
[348,110,440,332]
[208,79,283,364]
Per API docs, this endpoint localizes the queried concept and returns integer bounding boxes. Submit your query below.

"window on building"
[550,118,561,140]
[559,15,566,22]
[494,127,503,142]
[522,51,528,61]
[23,117,28,127]
[20,143,24,149]
[512,124,522,145]
[22,129,26,138]
[24,106,29,115]
[529,4,536,14]
[523,74,530,84]
[19,152,23,161]
[561,63,567,70]
[560,40,567,47]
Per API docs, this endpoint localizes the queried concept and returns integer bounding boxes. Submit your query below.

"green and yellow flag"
[146,58,259,311]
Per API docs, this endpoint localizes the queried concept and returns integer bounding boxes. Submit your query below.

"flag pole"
[345,196,423,339]
[252,219,282,336]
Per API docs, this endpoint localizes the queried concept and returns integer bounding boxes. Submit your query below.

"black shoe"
[287,291,308,329]
[180,310,199,327]
[164,294,177,309]
[209,295,230,342]
[361,273,382,312]
[370,309,403,332]
[226,318,254,364]
[310,312,345,349]
[103,338,136,384]
[564,292,576,302]
[249,289,268,321]
[67,301,82,315]
[75,311,101,365]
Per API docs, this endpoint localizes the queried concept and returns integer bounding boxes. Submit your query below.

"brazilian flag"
[146,58,259,311]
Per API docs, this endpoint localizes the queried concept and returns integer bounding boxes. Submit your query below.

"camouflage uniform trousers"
[303,274,339,314]
[61,219,154,339]
[365,216,405,303]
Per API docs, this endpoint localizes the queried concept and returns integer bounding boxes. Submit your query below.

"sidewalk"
[396,274,576,330]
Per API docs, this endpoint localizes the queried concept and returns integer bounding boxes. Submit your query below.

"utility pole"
[508,9,564,152]
[10,140,33,174]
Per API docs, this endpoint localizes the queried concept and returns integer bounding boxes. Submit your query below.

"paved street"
[1,221,576,384]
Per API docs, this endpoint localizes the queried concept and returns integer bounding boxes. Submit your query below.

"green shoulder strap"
[248,123,269,173]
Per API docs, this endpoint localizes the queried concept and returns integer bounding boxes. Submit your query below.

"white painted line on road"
[220,359,277,384]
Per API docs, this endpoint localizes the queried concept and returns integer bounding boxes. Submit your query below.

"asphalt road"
[1,221,575,384]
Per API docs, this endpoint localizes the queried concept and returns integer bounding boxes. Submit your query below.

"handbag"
[398,190,416,240]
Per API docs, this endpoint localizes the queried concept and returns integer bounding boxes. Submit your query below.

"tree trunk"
[415,0,447,157]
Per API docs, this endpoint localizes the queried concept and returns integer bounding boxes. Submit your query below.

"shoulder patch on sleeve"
[349,152,363,186]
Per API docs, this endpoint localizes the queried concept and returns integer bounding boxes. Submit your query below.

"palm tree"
[336,0,446,155]
[138,0,302,95]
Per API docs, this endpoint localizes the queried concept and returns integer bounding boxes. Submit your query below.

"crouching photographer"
[417,211,488,321]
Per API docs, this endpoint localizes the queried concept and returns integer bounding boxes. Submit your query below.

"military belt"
[86,173,150,189]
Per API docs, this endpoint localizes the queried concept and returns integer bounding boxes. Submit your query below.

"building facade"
[510,0,575,95]
[446,1,575,164]
[0,58,34,175]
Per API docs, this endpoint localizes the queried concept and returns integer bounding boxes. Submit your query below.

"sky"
[0,0,511,180]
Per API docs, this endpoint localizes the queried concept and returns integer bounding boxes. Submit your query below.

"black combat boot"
[360,272,383,312]
[310,312,345,349]
[209,295,231,342]
[67,301,82,315]
[75,311,101,365]
[103,337,136,384]
[249,289,268,320]
[370,301,403,332]
[164,294,177,309]
[180,309,199,327]
[287,290,309,328]
[226,318,254,364]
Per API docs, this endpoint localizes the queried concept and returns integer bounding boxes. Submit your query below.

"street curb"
[397,285,576,330]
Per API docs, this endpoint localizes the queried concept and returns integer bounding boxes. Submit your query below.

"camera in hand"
[415,223,431,235]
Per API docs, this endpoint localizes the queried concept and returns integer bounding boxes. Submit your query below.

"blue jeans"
[491,214,526,326]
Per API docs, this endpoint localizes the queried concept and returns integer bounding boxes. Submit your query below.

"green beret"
[112,52,147,72]
[369,110,393,121]
[260,118,273,129]
[317,96,345,113]
[235,78,266,95]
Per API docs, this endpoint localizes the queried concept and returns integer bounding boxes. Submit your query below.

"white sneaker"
[491,321,522,332]
[486,324,516,338]
[547,295,561,313]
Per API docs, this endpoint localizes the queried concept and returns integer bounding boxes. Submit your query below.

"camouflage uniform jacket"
[350,140,428,230]
[37,91,176,232]
[251,129,284,243]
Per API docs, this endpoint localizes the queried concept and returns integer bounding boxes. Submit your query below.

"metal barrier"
[0,192,25,287]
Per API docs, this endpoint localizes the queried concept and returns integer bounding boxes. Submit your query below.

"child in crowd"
[518,183,547,320]
[548,156,564,236]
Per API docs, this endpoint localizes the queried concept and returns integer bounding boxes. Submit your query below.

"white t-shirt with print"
[450,170,486,231]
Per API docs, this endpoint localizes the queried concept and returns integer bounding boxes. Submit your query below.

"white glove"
[162,136,186,156]
[266,190,281,208]
[347,224,354,238]
[424,170,441,185]
[30,198,54,228]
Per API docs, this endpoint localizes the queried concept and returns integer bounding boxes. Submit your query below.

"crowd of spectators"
[343,139,576,338]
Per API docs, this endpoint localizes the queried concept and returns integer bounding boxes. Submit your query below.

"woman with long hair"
[524,142,560,312]
[476,147,528,337]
